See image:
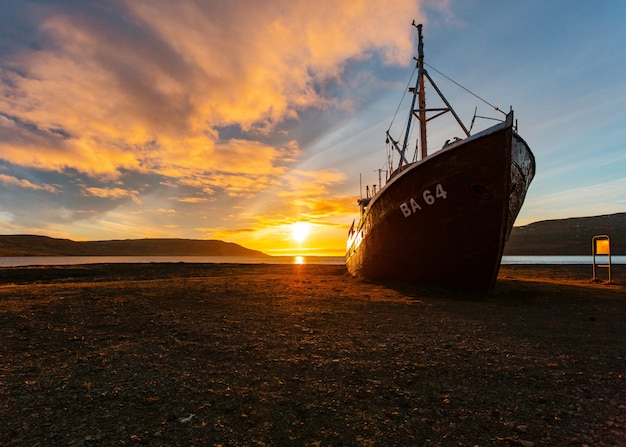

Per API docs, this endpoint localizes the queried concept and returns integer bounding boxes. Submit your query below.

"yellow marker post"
[592,235,611,283]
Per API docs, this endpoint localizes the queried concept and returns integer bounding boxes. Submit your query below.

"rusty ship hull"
[345,114,535,294]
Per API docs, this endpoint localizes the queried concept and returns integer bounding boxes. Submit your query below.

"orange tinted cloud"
[1,0,422,177]
[203,166,356,254]
[82,186,140,204]
[0,0,428,251]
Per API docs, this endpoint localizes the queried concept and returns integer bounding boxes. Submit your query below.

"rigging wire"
[424,62,506,116]
[386,59,505,172]
[386,140,393,173]
[387,65,418,131]
[386,66,419,172]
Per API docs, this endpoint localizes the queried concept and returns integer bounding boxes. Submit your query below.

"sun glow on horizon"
[212,218,350,257]
[290,221,311,243]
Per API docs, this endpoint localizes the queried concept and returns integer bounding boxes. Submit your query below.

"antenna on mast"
[374,169,388,189]
[359,173,362,199]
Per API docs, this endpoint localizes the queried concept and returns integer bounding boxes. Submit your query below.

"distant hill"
[504,212,626,255]
[0,235,268,257]
[1,213,624,257]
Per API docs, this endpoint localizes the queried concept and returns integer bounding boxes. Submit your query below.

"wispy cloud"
[81,186,140,204]
[518,177,626,225]
[171,197,209,204]
[0,173,59,193]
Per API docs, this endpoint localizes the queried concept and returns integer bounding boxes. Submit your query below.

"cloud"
[0,172,59,193]
[0,0,423,177]
[208,167,354,240]
[518,177,626,225]
[81,186,140,204]
[280,169,347,197]
[171,197,209,204]
[0,0,428,247]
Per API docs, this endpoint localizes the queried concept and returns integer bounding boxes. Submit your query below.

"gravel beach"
[1,263,624,446]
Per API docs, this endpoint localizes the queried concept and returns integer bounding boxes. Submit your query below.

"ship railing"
[358,197,372,216]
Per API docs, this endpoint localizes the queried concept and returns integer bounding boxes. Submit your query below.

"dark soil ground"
[0,263,624,446]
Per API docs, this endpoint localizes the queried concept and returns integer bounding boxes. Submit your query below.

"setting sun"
[291,222,311,243]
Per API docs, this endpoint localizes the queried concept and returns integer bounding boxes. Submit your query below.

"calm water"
[0,255,624,267]
[503,255,626,265]
[0,255,345,267]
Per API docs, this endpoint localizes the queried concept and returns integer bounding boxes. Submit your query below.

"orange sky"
[0,0,433,255]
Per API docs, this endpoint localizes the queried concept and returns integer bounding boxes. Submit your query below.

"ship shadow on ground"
[358,266,625,307]
[359,277,493,302]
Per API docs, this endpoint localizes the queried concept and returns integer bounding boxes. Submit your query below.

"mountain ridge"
[1,212,624,257]
[504,212,625,255]
[0,235,268,257]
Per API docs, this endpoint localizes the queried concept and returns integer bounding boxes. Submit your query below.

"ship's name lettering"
[399,184,448,217]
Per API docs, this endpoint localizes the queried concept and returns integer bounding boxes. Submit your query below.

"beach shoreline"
[1,263,624,446]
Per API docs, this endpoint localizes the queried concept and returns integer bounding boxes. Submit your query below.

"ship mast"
[416,23,428,161]
[394,22,470,171]
[397,22,421,169]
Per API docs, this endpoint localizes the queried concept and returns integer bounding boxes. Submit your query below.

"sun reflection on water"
[294,256,305,264]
